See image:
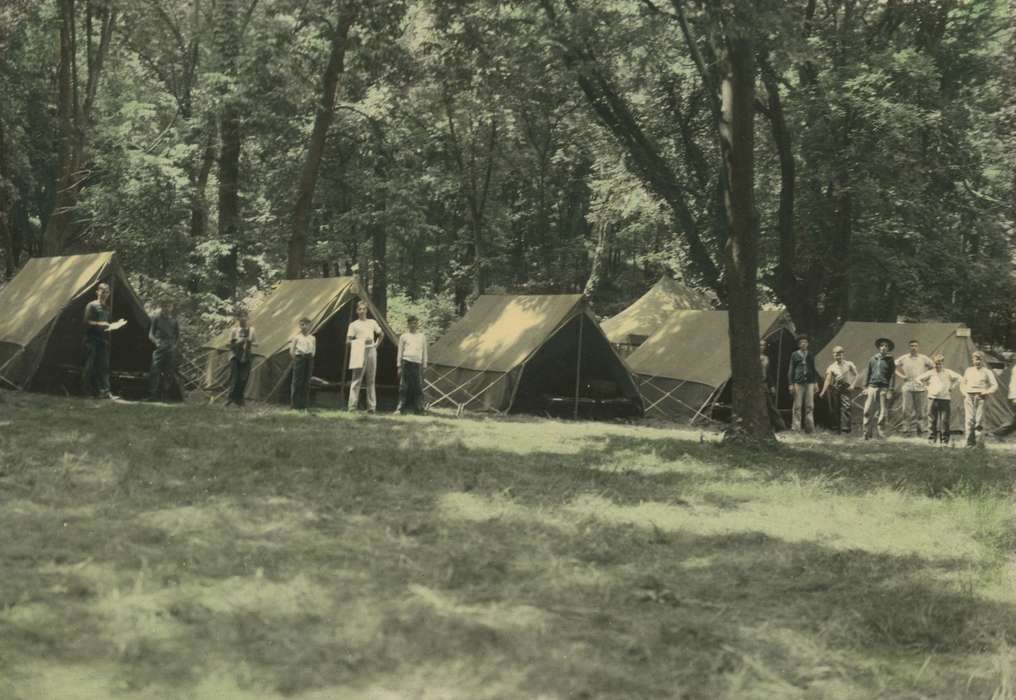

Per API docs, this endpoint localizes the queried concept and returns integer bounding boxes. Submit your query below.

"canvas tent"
[601,277,714,352]
[0,252,177,398]
[815,322,1014,433]
[204,277,398,406]
[627,309,797,422]
[425,294,643,418]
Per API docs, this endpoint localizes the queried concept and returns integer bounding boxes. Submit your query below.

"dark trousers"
[82,338,110,396]
[291,354,313,409]
[398,360,425,414]
[147,345,176,399]
[929,398,951,443]
[830,387,852,433]
[228,357,251,405]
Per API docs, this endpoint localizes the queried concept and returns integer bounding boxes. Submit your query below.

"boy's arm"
[894,357,906,381]
[148,315,158,345]
[396,335,404,367]
[819,368,832,397]
[422,337,428,369]
[986,369,999,395]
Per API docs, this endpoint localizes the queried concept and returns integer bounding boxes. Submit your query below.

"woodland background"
[0,0,1013,352]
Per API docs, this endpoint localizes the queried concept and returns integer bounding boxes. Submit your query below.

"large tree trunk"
[190,124,216,238]
[583,218,611,300]
[43,0,115,255]
[214,0,241,298]
[719,35,771,442]
[285,13,353,279]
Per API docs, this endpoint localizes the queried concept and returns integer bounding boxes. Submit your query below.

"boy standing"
[861,338,896,440]
[82,282,125,399]
[787,335,819,433]
[895,340,934,435]
[146,298,180,401]
[226,309,255,407]
[819,346,858,434]
[396,315,428,415]
[347,301,382,413]
[916,354,962,445]
[290,317,316,410]
[960,351,998,447]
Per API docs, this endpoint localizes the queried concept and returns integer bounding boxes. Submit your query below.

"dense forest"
[1,0,1013,350]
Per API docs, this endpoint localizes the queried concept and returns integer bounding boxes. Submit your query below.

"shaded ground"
[1,392,1015,699]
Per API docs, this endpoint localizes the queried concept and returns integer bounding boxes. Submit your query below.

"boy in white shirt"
[819,346,857,434]
[895,340,934,435]
[960,351,998,447]
[289,317,316,410]
[396,315,428,415]
[347,301,382,413]
[916,353,962,445]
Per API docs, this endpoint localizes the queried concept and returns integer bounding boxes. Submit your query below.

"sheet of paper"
[108,318,127,331]
[348,338,365,370]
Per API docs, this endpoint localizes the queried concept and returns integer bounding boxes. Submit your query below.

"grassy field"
[1,392,1015,699]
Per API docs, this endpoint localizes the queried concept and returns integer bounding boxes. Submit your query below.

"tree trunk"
[719,35,771,442]
[371,210,387,315]
[189,122,216,238]
[583,219,611,300]
[286,13,353,279]
[214,0,241,299]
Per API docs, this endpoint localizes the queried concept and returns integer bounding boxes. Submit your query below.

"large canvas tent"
[0,252,176,398]
[204,277,398,406]
[601,277,714,352]
[815,322,1014,433]
[627,309,797,422]
[425,294,643,418]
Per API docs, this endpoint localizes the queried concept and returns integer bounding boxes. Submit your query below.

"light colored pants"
[791,383,816,432]
[901,390,927,433]
[348,347,378,411]
[964,394,984,444]
[863,387,889,438]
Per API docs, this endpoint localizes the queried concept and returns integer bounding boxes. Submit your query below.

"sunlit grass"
[1,391,1015,699]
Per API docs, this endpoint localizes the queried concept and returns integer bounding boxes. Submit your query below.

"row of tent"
[0,253,1012,432]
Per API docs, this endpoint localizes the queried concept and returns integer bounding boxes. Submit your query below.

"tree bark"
[43,0,116,255]
[214,0,242,298]
[719,35,771,442]
[285,13,354,279]
[583,218,611,300]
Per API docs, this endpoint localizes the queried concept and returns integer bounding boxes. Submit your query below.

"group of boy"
[785,335,1012,446]
[82,284,429,413]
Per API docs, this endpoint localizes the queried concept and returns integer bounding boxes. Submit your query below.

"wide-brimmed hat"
[875,337,895,352]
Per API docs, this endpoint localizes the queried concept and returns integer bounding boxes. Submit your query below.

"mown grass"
[1,391,1015,699]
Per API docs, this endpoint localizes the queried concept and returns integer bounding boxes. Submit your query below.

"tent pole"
[339,299,354,405]
[574,314,584,419]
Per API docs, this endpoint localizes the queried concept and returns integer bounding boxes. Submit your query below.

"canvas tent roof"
[815,321,1014,432]
[203,276,398,403]
[426,294,643,416]
[628,309,792,387]
[601,277,713,344]
[0,252,169,396]
[429,294,587,374]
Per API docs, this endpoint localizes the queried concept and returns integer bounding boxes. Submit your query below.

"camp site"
[2,2,1016,698]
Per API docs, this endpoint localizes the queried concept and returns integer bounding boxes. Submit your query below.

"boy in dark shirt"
[861,338,896,440]
[82,283,125,399]
[146,298,180,400]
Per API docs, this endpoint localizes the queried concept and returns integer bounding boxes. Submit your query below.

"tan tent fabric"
[601,277,713,345]
[0,252,168,396]
[428,294,585,374]
[203,277,398,403]
[815,321,1014,432]
[626,310,796,421]
[426,294,643,416]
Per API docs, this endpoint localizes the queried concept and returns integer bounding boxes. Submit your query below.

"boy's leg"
[397,361,409,412]
[348,368,363,410]
[803,383,816,433]
[98,341,111,395]
[862,388,877,438]
[901,391,914,433]
[838,389,852,433]
[236,361,250,405]
[964,395,976,445]
[941,400,951,444]
[914,392,927,434]
[410,362,425,413]
[82,341,97,396]
[363,349,377,411]
[791,385,803,431]
[291,357,300,408]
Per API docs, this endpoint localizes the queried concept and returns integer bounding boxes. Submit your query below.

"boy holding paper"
[347,301,382,413]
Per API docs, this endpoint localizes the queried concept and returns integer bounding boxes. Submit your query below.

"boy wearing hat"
[960,351,997,447]
[787,334,819,433]
[894,340,934,435]
[916,354,962,445]
[819,346,857,434]
[861,338,896,439]
[396,315,428,415]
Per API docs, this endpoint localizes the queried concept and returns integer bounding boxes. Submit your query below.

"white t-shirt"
[962,366,998,395]
[347,318,382,349]
[896,353,934,392]
[916,368,962,400]
[825,360,858,388]
[290,332,316,356]
[398,332,428,366]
